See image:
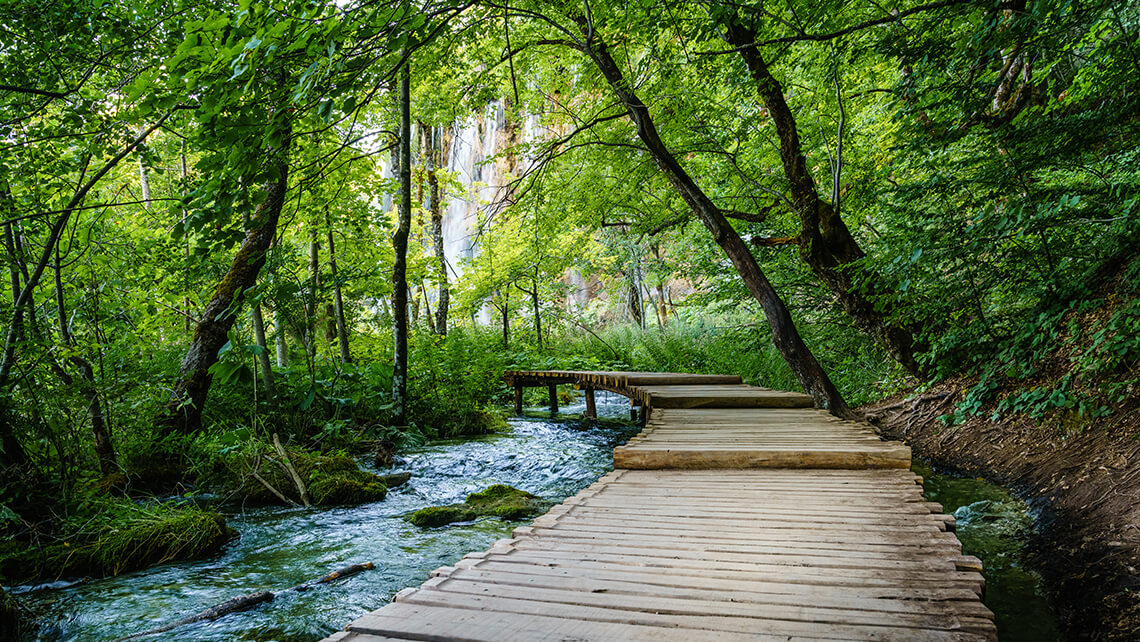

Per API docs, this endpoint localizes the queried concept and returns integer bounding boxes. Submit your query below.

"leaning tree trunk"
[159,124,291,435]
[392,58,412,426]
[581,27,852,417]
[722,19,925,377]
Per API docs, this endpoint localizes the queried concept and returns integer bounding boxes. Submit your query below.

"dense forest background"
[1,0,1138,638]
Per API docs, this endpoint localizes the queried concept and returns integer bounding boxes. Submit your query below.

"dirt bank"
[865,386,1140,641]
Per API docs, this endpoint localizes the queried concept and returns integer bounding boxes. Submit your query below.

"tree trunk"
[53,248,116,475]
[428,125,450,335]
[531,277,542,350]
[273,304,289,368]
[0,218,26,466]
[138,125,152,208]
[180,141,191,334]
[580,28,852,416]
[499,293,510,349]
[251,304,277,403]
[392,58,412,426]
[721,19,925,377]
[159,123,291,435]
[307,225,321,358]
[326,220,351,363]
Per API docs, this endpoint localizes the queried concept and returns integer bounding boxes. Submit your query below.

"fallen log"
[294,561,376,591]
[114,590,274,641]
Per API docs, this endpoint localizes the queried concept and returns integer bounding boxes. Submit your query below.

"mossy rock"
[310,476,387,506]
[406,484,545,528]
[406,505,479,527]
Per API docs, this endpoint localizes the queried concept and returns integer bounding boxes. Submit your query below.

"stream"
[16,397,1060,641]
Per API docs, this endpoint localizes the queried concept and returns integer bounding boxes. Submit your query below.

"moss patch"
[0,502,234,584]
[406,484,545,528]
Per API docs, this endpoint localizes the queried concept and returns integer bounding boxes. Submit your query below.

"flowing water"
[20,394,639,641]
[17,399,1060,641]
[913,460,1062,641]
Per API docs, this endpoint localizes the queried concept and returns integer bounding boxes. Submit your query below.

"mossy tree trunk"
[392,56,411,426]
[160,123,291,435]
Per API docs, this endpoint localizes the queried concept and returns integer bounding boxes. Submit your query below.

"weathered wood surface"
[326,372,992,641]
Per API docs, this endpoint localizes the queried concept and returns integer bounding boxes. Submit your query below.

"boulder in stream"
[406,484,545,528]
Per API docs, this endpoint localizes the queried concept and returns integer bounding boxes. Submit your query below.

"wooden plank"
[516,524,965,550]
[466,552,985,594]
[347,604,813,641]
[424,575,994,626]
[444,560,983,604]
[396,589,992,641]
[613,445,912,469]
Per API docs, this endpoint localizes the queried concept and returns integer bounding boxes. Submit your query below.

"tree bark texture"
[160,124,291,435]
[581,28,852,416]
[722,19,925,377]
[392,58,412,426]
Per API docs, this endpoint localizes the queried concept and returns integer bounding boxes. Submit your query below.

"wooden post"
[548,383,558,413]
[630,398,639,421]
[584,387,596,419]
[513,384,523,415]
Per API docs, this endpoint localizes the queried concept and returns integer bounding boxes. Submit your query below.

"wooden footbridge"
[326,371,995,641]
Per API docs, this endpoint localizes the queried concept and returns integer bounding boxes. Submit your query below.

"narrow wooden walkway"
[326,371,995,641]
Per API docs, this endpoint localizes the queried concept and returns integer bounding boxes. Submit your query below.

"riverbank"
[866,385,1140,641]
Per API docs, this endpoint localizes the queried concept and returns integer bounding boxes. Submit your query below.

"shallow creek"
[19,398,1058,641]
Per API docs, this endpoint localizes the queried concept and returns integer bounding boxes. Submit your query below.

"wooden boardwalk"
[326,371,995,641]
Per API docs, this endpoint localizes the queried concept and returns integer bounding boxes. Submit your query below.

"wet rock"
[379,472,411,489]
[406,484,545,528]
